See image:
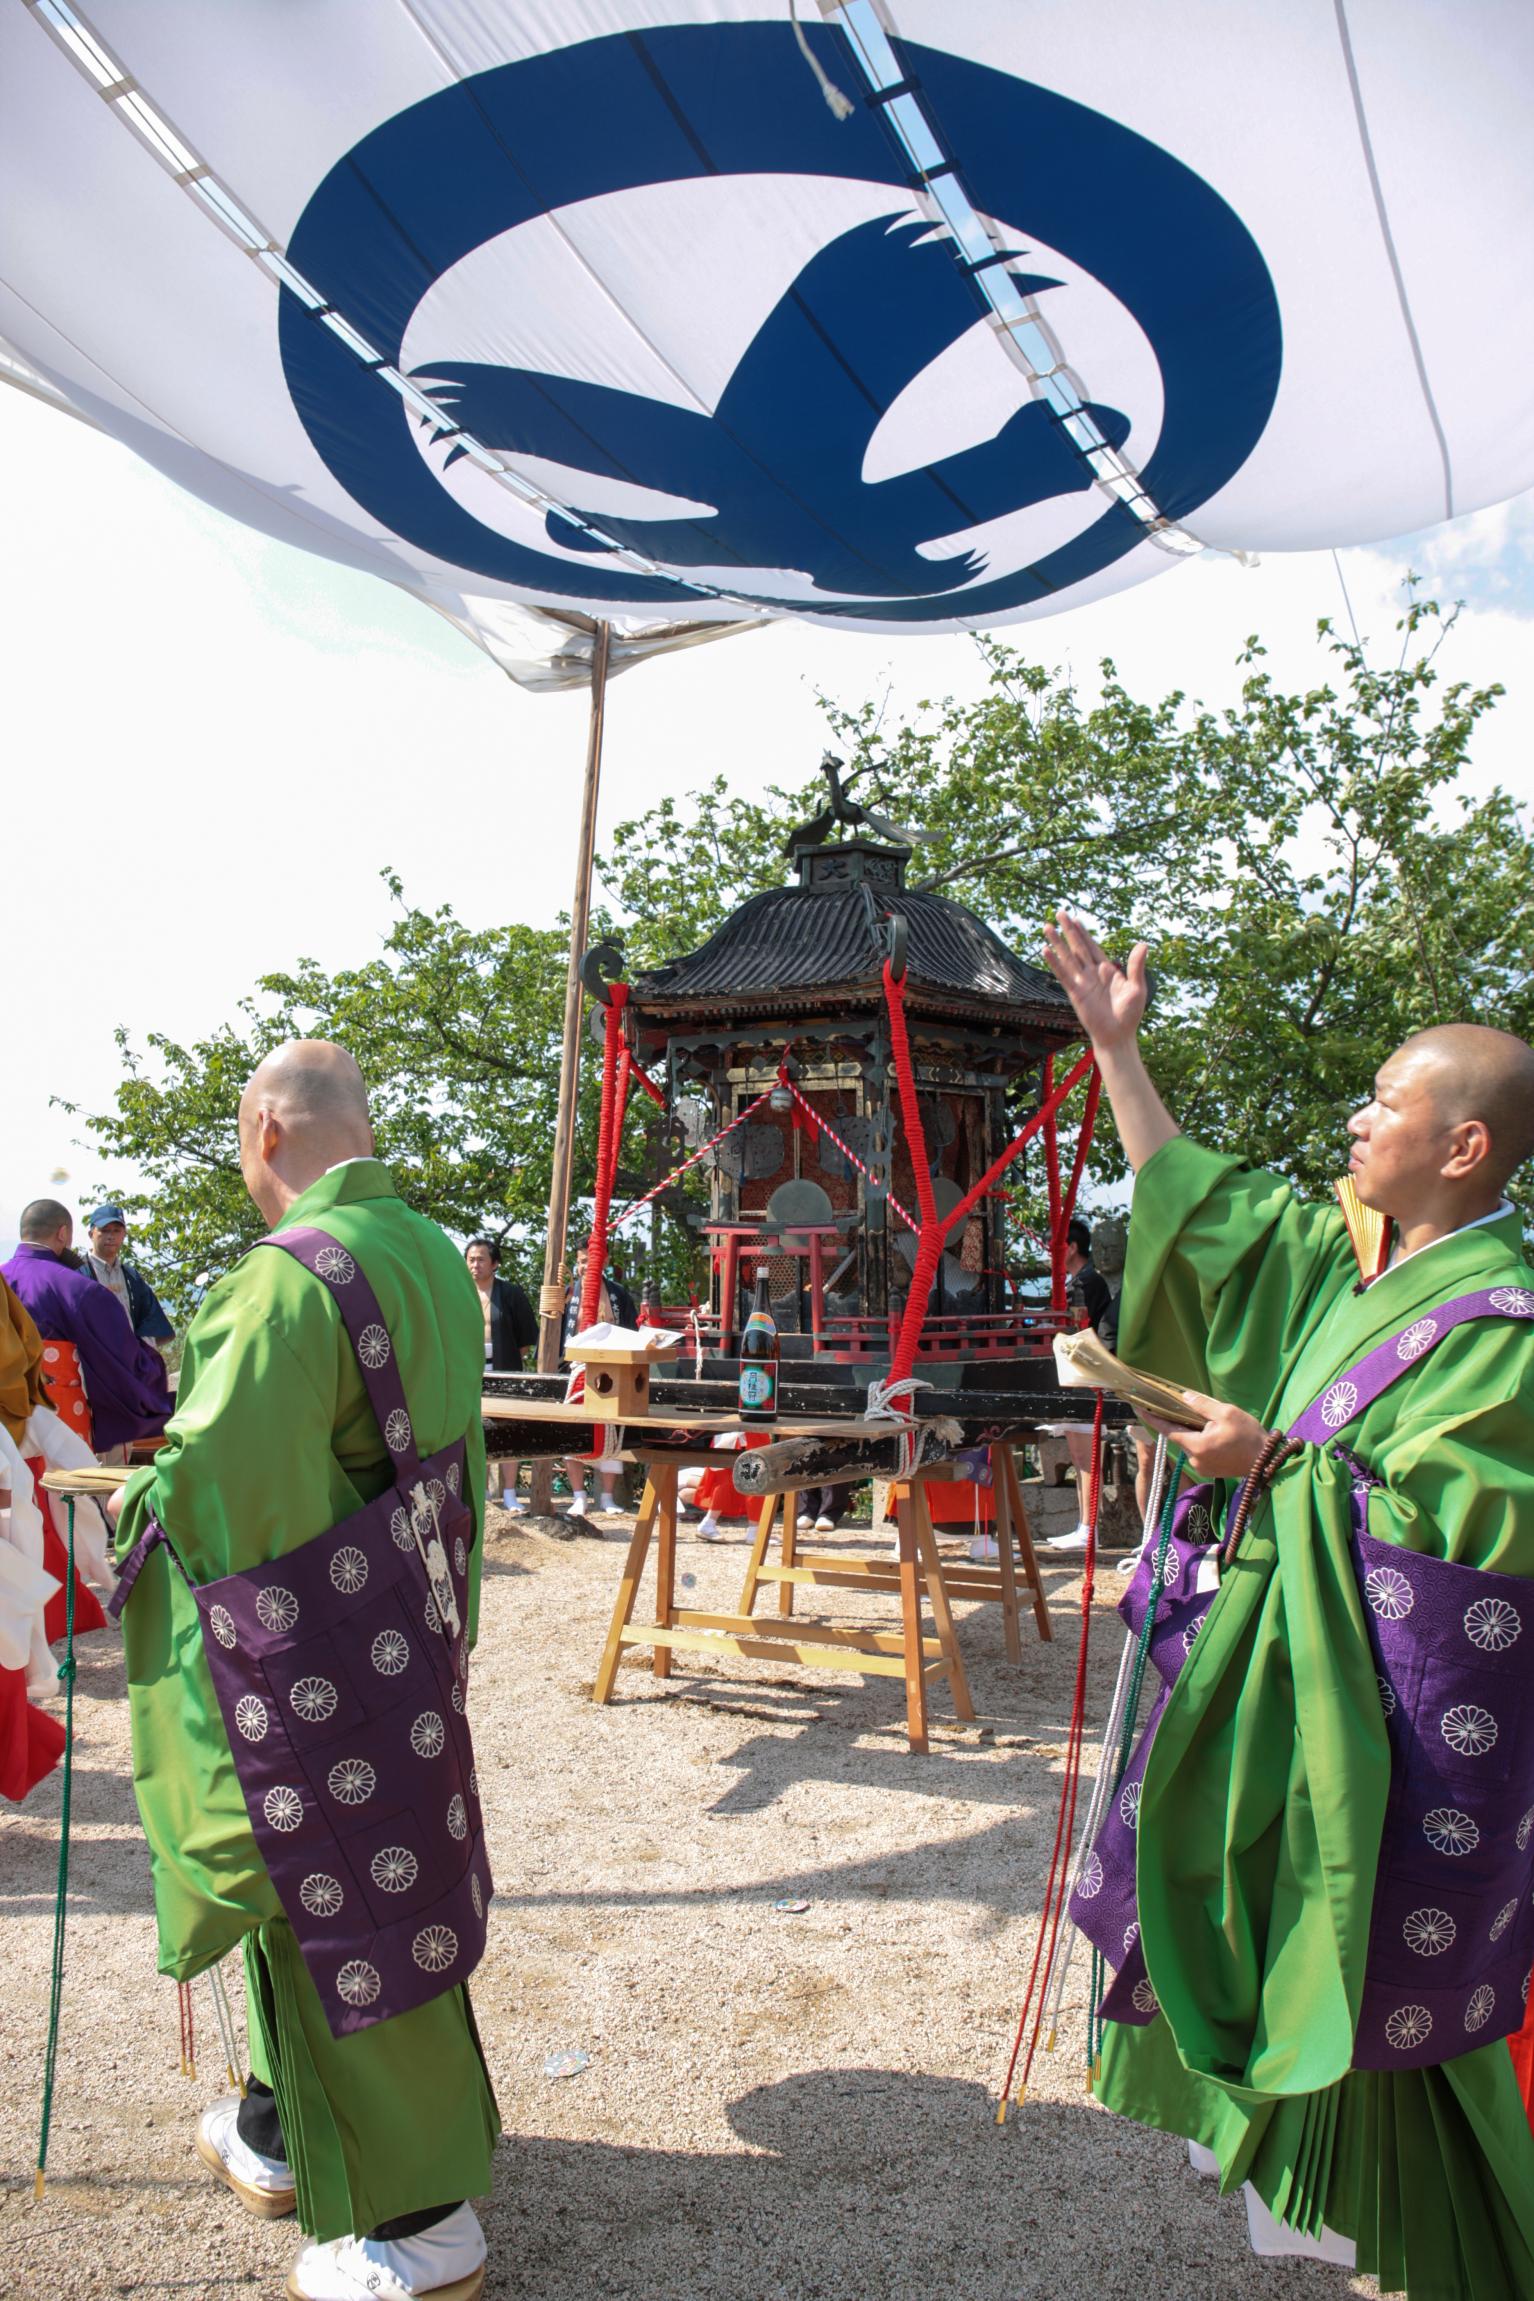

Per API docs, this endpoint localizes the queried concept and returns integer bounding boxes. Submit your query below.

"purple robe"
[2,1243,171,1453]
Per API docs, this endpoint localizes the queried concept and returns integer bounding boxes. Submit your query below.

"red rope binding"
[881,960,1098,1385]
[580,983,630,1331]
[996,1393,1103,2116]
[1042,1055,1064,1312]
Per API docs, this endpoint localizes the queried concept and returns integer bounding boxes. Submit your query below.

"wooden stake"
[530,622,612,1514]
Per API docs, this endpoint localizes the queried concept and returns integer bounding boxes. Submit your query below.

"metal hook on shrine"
[885,913,908,986]
[580,939,626,1006]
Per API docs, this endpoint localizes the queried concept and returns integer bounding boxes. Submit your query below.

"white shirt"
[85,1250,135,1330]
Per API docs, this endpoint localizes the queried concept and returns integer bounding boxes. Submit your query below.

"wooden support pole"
[530,622,611,1512]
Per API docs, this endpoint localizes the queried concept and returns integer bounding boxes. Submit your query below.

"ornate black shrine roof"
[628,834,1076,1038]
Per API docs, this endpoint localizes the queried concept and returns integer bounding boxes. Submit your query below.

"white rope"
[207,1959,245,2094]
[789,1,855,120]
[864,1371,931,1479]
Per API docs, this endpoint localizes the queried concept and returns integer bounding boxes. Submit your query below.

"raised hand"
[1042,909,1149,1054]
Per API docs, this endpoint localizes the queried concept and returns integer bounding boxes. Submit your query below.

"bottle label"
[739,1366,777,1411]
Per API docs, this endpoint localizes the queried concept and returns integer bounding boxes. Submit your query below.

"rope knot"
[864,1373,932,1480]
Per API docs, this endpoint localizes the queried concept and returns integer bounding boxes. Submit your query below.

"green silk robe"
[1097,1136,1534,2300]
[115,1160,497,2238]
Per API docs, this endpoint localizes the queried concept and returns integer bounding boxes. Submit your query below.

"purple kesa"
[112,1226,491,2036]
[1069,1288,1534,2070]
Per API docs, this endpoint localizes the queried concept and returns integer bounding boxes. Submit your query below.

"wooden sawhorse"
[591,1453,973,1753]
[738,1441,1051,1664]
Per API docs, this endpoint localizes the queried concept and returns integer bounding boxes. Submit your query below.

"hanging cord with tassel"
[1085,1455,1184,2085]
[208,1960,246,2094]
[177,1981,196,2079]
[1036,1437,1171,2053]
[34,1495,80,2200]
[994,1395,1104,2121]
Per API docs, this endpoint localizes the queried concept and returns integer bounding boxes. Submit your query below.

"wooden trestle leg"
[737,1493,778,1618]
[592,1470,662,1704]
[778,1496,798,1619]
[1000,1444,1053,1643]
[909,1479,975,1722]
[651,1460,678,1679]
[990,1442,1023,1666]
[893,1488,929,1753]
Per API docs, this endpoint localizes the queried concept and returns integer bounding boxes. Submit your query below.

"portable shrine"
[581,760,1100,1405]
[482,762,1112,1751]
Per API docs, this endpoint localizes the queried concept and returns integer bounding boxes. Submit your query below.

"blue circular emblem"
[281,24,1280,622]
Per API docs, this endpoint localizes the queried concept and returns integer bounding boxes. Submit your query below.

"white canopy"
[4,1,1532,688]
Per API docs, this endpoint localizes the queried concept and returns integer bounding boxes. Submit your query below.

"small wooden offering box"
[566,1337,679,1419]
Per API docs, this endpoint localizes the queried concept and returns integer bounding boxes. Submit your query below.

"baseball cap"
[88,1203,127,1229]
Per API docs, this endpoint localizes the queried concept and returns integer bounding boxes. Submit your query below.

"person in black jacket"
[466,1238,538,1512]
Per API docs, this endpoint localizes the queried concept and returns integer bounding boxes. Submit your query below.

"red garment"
[26,1458,107,1641]
[36,1336,92,1447]
[695,1433,770,1520]
[1510,1999,1534,2136]
[0,1666,65,1801]
[883,1476,995,1528]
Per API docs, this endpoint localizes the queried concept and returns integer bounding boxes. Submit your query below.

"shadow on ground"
[480,2066,1343,2301]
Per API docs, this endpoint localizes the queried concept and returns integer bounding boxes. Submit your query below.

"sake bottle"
[737,1270,780,1424]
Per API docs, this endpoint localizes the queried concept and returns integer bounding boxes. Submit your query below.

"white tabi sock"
[195,2095,294,2215]
[1244,2183,1357,2266]
[288,2201,486,2299]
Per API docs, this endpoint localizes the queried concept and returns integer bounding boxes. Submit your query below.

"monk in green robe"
[1044,912,1534,2300]
[112,1041,497,2301]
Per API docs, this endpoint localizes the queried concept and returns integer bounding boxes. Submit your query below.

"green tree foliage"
[606,594,1531,1224]
[68,597,1533,1321]
[61,877,588,1317]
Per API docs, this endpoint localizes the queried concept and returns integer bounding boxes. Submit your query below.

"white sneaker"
[796,1512,814,1530]
[1045,1525,1092,1552]
[564,1490,588,1518]
[697,1512,721,1541]
[814,1516,836,1533]
[286,2203,486,2300]
[597,1492,622,1514]
[195,2095,296,2220]
[969,1535,999,1563]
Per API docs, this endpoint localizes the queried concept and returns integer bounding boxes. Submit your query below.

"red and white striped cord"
[608,1086,775,1231]
[785,1080,919,1232]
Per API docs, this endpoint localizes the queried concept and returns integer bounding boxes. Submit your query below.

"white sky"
[5,381,1532,1253]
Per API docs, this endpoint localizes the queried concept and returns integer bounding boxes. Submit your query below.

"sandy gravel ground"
[1,1500,1379,2301]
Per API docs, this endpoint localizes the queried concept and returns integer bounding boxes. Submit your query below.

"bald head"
[238,1040,374,1224]
[1348,1020,1534,1246]
[19,1197,72,1245]
[1401,1024,1534,1191]
[243,1040,372,1138]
